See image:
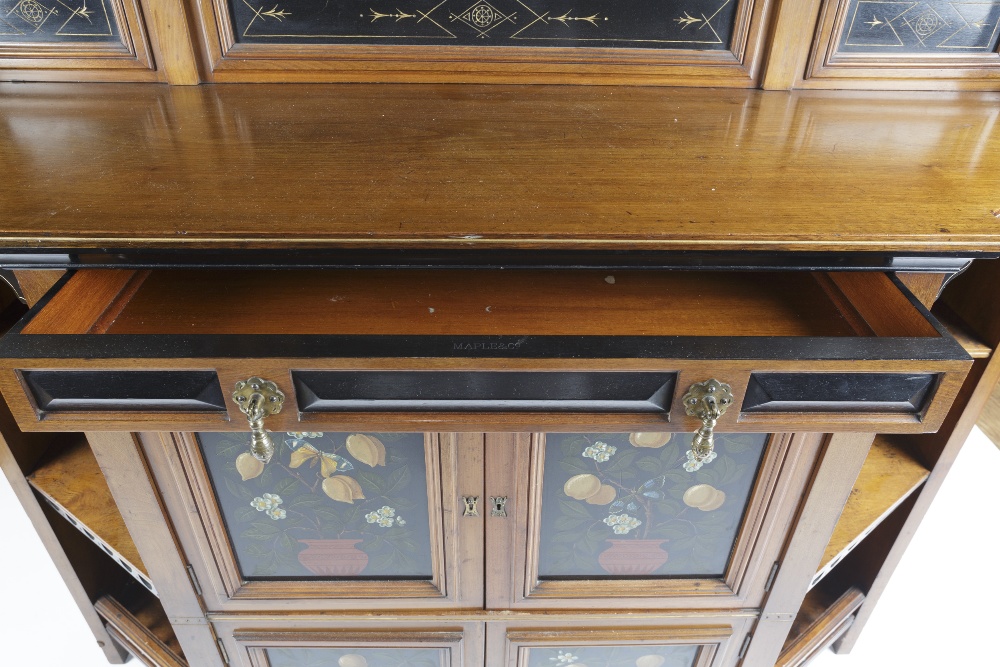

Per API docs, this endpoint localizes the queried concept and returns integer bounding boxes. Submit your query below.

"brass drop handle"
[232,377,285,464]
[682,379,734,467]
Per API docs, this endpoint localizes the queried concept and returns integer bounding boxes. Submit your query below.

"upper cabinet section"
[195,0,772,84]
[3,1,1000,86]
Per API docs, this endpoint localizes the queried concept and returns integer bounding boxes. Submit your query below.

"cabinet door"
[487,431,822,609]
[489,616,753,667]
[146,431,484,611]
[213,622,481,667]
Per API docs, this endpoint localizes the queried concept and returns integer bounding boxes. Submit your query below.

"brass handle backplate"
[682,379,733,470]
[232,377,285,464]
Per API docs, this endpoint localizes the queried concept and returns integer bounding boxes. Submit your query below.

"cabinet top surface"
[3,83,1000,253]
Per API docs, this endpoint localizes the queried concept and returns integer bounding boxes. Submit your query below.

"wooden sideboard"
[1,8,1000,664]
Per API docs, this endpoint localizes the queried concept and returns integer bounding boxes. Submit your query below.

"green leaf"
[385,466,412,494]
[273,477,302,497]
[312,506,346,523]
[232,505,257,524]
[243,523,281,540]
[553,516,590,531]
[558,458,592,475]
[659,442,681,465]
[636,457,662,473]
[275,532,298,558]
[604,449,638,472]
[356,469,386,495]
[558,499,593,519]
[223,477,253,502]
[288,495,323,508]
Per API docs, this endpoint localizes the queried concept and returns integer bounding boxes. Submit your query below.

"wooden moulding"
[161,431,486,612]
[811,435,929,587]
[777,586,865,667]
[801,0,1000,90]
[190,0,771,85]
[0,0,160,81]
[488,432,813,610]
[95,595,187,667]
[26,435,156,594]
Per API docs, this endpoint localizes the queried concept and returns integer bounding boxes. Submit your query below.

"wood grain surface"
[2,84,1000,252]
[27,437,148,577]
[98,269,857,337]
[815,435,929,576]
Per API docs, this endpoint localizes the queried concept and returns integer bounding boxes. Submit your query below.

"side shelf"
[28,436,156,595]
[811,436,929,588]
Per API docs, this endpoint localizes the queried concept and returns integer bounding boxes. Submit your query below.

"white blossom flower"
[378,506,395,517]
[251,496,273,511]
[684,449,717,472]
[365,511,380,524]
[603,513,641,534]
[262,493,282,506]
[377,517,394,527]
[396,517,406,526]
[267,507,286,520]
[549,651,579,665]
[582,441,617,462]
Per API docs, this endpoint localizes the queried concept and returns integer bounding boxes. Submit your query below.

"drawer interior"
[20,268,939,338]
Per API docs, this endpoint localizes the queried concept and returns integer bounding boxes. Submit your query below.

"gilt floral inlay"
[199,431,434,579]
[0,0,119,41]
[838,1,1000,51]
[267,647,446,667]
[526,644,699,667]
[537,432,767,578]
[228,0,738,49]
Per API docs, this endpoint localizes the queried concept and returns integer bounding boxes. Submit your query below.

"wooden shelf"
[27,437,155,595]
[779,587,865,667]
[813,436,929,586]
[937,308,993,359]
[95,595,186,667]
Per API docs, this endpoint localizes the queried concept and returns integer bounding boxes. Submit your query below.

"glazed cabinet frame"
[486,431,823,610]
[488,614,755,667]
[189,0,773,85]
[144,430,486,612]
[0,0,160,80]
[224,625,477,667]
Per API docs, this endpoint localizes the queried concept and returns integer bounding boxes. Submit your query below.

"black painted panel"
[228,0,738,49]
[742,372,938,414]
[837,1,1000,53]
[294,370,675,412]
[0,0,121,43]
[22,370,226,412]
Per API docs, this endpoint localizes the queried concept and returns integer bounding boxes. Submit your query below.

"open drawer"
[0,268,971,433]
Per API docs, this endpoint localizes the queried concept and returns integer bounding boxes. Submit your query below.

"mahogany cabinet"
[1,81,1000,667]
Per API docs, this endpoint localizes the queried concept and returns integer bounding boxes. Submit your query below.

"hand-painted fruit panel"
[525,644,699,667]
[538,432,767,578]
[267,647,446,667]
[199,431,434,579]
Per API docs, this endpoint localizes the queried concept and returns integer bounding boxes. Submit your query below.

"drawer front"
[0,268,971,433]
